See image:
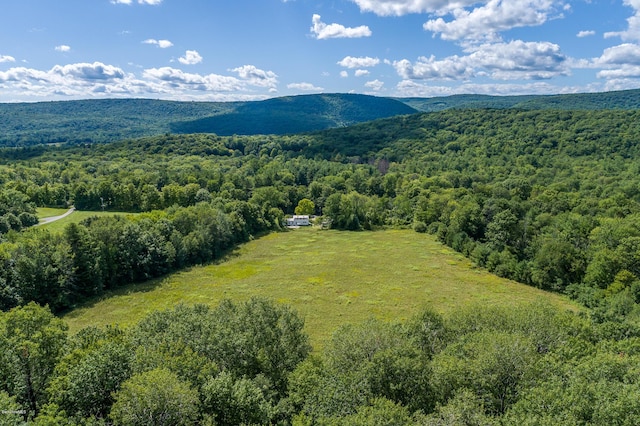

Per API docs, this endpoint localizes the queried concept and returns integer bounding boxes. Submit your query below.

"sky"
[1,0,639,102]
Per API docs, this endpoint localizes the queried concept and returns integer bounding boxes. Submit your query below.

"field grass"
[37,210,136,233]
[37,207,69,218]
[64,228,579,348]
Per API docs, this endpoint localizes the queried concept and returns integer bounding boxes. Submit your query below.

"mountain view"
[3,89,640,147]
[7,0,640,419]
[1,87,640,424]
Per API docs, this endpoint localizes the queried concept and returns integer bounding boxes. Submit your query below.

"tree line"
[3,299,640,424]
[0,200,280,312]
[2,109,640,321]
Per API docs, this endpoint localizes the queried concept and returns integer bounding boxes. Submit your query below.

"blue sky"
[1,0,639,102]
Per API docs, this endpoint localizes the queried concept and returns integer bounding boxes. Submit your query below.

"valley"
[1,89,640,424]
[63,227,577,347]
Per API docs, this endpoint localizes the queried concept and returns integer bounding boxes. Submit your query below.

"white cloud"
[340,70,349,77]
[394,79,583,97]
[230,65,278,88]
[394,40,569,81]
[143,39,173,48]
[355,69,371,77]
[551,43,639,91]
[51,62,126,80]
[591,43,640,87]
[0,62,130,99]
[143,67,244,92]
[602,77,640,91]
[287,82,324,91]
[350,0,478,16]
[423,0,559,42]
[597,65,640,79]
[577,30,595,38]
[178,50,203,65]
[0,55,15,63]
[471,40,569,79]
[595,43,640,66]
[394,55,474,80]
[0,62,279,102]
[310,14,372,39]
[604,0,640,41]
[337,56,380,68]
[365,79,385,91]
[55,45,71,52]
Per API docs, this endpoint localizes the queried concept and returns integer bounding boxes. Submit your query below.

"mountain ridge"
[0,89,639,147]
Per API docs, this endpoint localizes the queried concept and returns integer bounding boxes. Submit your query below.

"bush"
[110,368,199,426]
[413,220,428,233]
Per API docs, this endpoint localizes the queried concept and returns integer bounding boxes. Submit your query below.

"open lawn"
[64,228,579,348]
[37,210,136,233]
[37,207,69,218]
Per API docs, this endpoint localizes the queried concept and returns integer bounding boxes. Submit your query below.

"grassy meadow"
[36,209,136,233]
[37,207,70,218]
[64,227,579,347]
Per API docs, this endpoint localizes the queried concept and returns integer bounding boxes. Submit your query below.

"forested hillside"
[3,104,640,423]
[170,93,417,135]
[0,98,236,146]
[2,89,640,147]
[401,88,640,112]
[0,94,415,147]
[1,107,640,320]
[3,294,640,424]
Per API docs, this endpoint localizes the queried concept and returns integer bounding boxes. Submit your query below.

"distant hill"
[0,94,416,147]
[400,88,640,112]
[399,94,538,111]
[0,89,639,147]
[515,89,640,110]
[0,98,236,147]
[296,107,640,160]
[169,93,417,136]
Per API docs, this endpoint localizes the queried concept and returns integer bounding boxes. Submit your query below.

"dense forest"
[3,98,640,423]
[3,297,640,424]
[3,89,640,147]
[2,108,640,318]
[400,88,640,112]
[0,94,416,147]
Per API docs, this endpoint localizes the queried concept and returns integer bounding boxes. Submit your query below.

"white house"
[286,215,310,226]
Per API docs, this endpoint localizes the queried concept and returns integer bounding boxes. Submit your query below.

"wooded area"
[2,97,640,423]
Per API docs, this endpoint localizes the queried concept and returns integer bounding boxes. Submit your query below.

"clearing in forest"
[64,228,578,347]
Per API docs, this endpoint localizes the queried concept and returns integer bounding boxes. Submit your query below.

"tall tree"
[0,303,68,419]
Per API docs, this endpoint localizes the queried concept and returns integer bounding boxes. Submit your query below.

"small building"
[286,215,310,227]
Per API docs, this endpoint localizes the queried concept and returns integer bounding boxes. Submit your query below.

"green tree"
[110,368,199,426]
[295,198,315,216]
[423,389,497,426]
[289,318,432,419]
[63,223,104,299]
[0,391,24,426]
[11,231,75,311]
[302,397,420,426]
[503,352,640,425]
[201,371,272,425]
[49,336,132,420]
[0,303,68,419]
[430,331,539,415]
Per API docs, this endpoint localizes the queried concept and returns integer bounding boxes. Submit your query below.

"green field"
[37,209,136,233]
[36,207,69,218]
[64,228,579,347]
